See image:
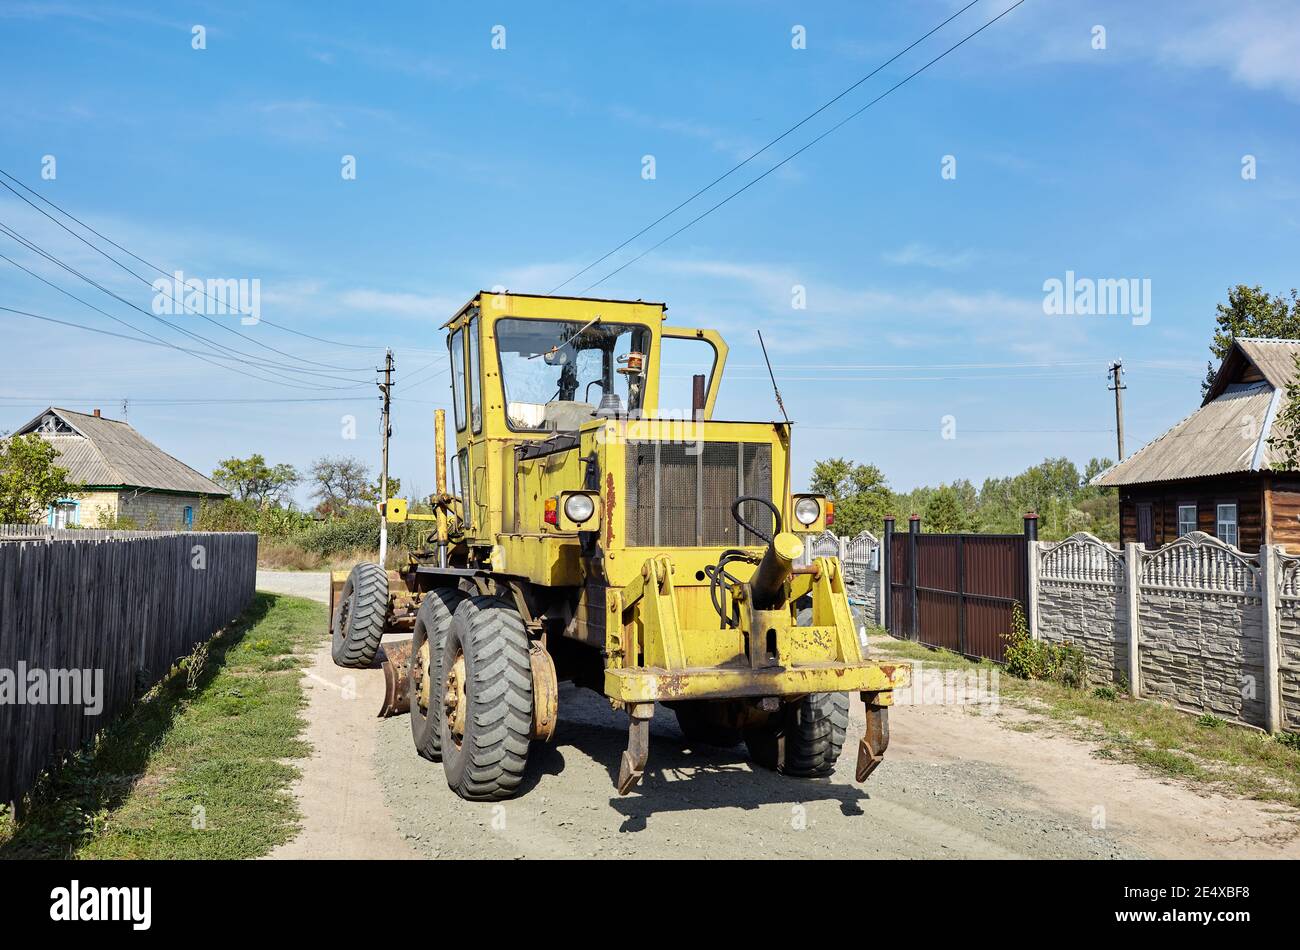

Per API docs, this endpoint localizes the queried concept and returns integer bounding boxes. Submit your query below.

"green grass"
[870,630,1300,809]
[0,593,327,859]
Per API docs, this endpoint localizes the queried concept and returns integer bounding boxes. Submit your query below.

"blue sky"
[2,0,1299,507]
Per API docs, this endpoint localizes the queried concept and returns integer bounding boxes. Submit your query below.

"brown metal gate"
[885,516,1035,664]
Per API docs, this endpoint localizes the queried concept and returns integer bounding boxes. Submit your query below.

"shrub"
[287,509,430,558]
[1092,685,1118,701]
[1196,713,1226,729]
[1002,603,1087,687]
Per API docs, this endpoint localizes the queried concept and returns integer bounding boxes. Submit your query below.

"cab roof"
[440,291,668,330]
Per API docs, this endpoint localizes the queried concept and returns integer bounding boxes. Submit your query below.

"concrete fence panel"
[1036,533,1128,685]
[1135,533,1264,728]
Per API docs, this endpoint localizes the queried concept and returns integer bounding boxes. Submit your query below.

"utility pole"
[378,349,393,567]
[1108,359,1126,460]
[120,398,128,422]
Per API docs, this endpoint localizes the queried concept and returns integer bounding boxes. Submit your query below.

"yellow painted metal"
[435,408,448,545]
[555,490,602,532]
[790,493,832,533]
[660,325,728,419]
[430,291,906,711]
[605,662,909,704]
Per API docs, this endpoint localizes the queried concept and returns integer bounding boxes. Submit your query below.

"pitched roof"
[1095,338,1300,487]
[16,408,229,497]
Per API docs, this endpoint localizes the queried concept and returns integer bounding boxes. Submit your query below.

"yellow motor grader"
[329,291,908,800]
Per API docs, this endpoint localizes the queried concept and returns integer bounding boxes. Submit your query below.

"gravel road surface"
[256,572,1300,860]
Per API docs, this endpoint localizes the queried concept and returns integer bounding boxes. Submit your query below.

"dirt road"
[258,573,1300,859]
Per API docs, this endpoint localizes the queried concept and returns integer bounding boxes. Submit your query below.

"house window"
[48,500,79,528]
[183,506,194,529]
[1177,504,1197,537]
[1216,503,1238,547]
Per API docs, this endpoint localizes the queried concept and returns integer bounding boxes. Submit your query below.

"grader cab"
[329,291,909,800]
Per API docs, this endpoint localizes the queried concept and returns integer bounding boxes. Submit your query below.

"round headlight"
[794,496,821,526]
[564,493,596,524]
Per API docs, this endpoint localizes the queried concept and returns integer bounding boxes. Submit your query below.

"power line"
[582,0,1028,292]
[0,250,370,387]
[0,304,368,392]
[0,223,373,387]
[548,0,985,294]
[0,167,387,358]
[0,192,370,377]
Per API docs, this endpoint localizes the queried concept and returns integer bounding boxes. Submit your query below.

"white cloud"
[337,288,462,320]
[883,242,978,271]
[1158,1,1300,101]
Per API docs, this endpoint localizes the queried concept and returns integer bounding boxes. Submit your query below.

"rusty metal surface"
[529,644,558,742]
[377,639,413,718]
[616,703,654,795]
[605,661,909,704]
[855,699,890,782]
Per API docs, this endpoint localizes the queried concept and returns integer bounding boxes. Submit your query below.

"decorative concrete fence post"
[1124,542,1142,698]
[1261,545,1282,734]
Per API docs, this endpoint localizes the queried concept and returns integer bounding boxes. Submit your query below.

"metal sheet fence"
[886,517,1035,664]
[0,530,257,803]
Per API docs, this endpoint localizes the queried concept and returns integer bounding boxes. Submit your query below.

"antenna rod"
[756,330,789,423]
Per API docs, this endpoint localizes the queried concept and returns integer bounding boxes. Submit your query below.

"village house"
[17,407,229,529]
[1096,338,1300,550]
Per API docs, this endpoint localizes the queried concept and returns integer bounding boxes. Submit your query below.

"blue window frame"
[183,506,194,529]
[48,499,80,528]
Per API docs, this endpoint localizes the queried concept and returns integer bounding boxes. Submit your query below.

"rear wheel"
[744,607,850,776]
[409,588,464,762]
[440,596,534,801]
[331,562,388,669]
[673,701,743,748]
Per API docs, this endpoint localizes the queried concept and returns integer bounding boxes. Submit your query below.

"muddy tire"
[744,607,850,776]
[674,702,743,748]
[440,596,534,801]
[409,588,464,761]
[331,562,389,669]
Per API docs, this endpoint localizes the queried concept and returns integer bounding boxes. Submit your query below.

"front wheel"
[409,588,463,762]
[744,692,850,777]
[440,596,534,801]
[331,562,388,669]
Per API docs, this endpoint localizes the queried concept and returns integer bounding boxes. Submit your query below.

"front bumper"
[604,659,910,704]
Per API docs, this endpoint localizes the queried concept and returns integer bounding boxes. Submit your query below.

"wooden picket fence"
[0,529,257,804]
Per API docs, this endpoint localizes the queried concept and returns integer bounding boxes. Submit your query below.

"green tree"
[212,454,300,506]
[1202,285,1300,395]
[923,485,969,533]
[308,455,398,516]
[0,433,81,524]
[809,457,891,536]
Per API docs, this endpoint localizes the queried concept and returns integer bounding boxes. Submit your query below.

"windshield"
[496,317,651,430]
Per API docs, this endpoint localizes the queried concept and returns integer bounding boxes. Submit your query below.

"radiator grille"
[624,441,773,546]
